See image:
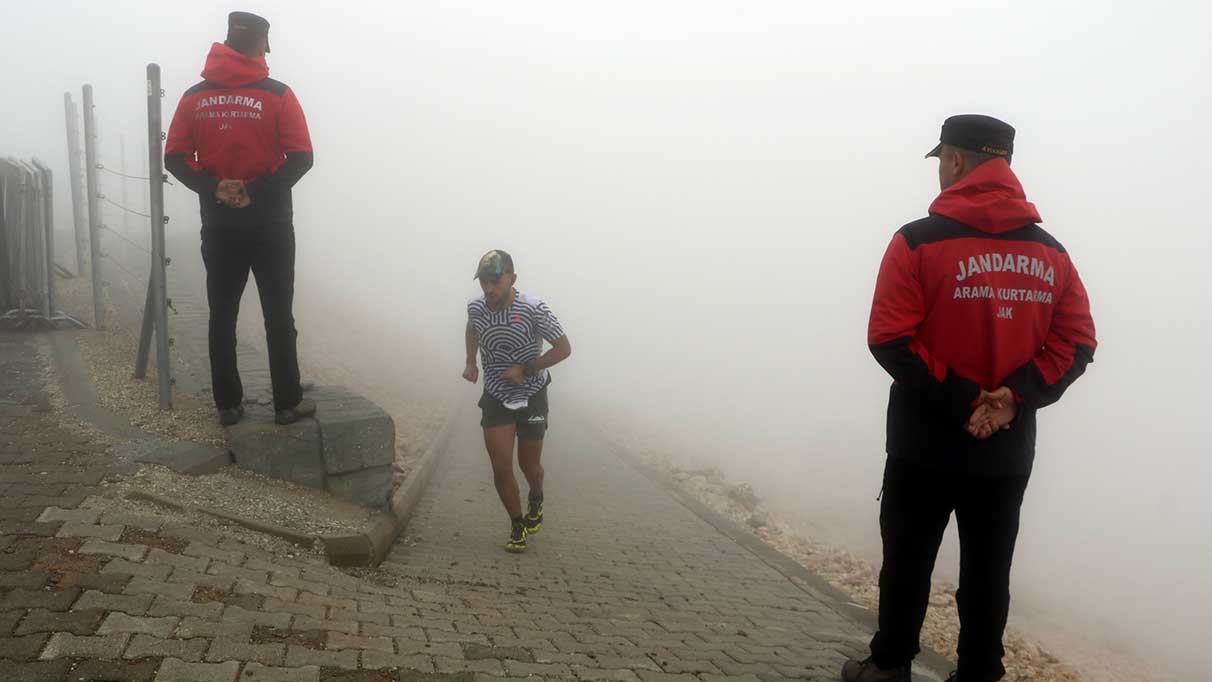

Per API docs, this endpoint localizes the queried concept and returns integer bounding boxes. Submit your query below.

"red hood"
[200,42,268,87]
[928,158,1042,233]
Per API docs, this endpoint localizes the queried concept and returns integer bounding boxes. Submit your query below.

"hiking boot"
[506,518,528,553]
[218,405,245,426]
[840,657,911,682]
[525,495,544,534]
[275,398,317,425]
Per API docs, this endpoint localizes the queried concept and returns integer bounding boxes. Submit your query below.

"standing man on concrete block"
[843,115,1097,682]
[165,11,316,427]
[463,250,572,553]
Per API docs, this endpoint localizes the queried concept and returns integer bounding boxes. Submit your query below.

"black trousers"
[200,226,302,412]
[869,456,1029,682]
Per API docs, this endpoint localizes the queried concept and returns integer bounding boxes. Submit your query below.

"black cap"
[228,12,271,53]
[926,114,1014,159]
[473,250,515,280]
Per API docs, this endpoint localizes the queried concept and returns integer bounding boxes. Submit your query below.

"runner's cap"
[474,250,514,280]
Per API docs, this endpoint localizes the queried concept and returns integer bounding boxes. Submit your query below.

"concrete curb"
[47,330,147,441]
[126,489,317,547]
[322,397,464,568]
[604,439,953,682]
[53,321,466,567]
[46,330,230,475]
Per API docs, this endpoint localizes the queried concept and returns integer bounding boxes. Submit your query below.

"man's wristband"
[523,360,540,377]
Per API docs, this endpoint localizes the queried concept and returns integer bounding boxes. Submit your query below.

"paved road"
[384,409,877,682]
[0,331,941,682]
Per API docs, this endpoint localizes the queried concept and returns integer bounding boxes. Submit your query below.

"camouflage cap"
[473,250,515,280]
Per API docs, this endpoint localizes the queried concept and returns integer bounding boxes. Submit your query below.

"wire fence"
[97,163,149,181]
[100,251,145,282]
[100,194,151,218]
[100,224,151,255]
[97,162,172,186]
[58,75,174,406]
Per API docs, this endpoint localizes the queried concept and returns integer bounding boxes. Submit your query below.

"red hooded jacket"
[868,159,1096,475]
[165,43,313,228]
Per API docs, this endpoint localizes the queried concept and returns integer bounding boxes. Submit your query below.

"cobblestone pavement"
[382,411,878,682]
[1,331,908,682]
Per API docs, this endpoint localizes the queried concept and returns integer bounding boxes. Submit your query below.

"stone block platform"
[226,386,395,508]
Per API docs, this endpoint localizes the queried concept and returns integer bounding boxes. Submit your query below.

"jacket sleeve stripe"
[1004,258,1097,409]
[869,234,982,423]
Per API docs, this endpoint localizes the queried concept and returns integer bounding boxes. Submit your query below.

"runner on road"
[463,250,572,553]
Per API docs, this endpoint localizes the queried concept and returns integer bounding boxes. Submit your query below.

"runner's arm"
[465,322,479,367]
[462,322,480,383]
[523,335,571,376]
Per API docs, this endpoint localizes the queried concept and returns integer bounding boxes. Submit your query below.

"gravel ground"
[112,464,371,537]
[34,337,119,449]
[51,276,374,542]
[75,329,226,445]
[53,259,452,534]
[611,436,1171,682]
[28,327,332,558]
[56,277,225,446]
[82,481,329,560]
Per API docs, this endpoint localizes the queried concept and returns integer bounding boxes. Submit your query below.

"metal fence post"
[134,76,157,382]
[0,167,9,309]
[63,93,88,277]
[82,84,105,329]
[14,161,37,313]
[34,160,53,321]
[147,64,172,409]
[19,160,45,319]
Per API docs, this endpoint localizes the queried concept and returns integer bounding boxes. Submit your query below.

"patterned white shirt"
[468,290,566,409]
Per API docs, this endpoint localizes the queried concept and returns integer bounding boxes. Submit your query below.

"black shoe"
[943,673,958,682]
[218,405,245,426]
[525,495,543,534]
[505,518,528,553]
[840,657,911,682]
[275,398,317,425]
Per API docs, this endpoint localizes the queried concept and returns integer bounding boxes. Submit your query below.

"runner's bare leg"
[484,424,522,517]
[517,436,544,496]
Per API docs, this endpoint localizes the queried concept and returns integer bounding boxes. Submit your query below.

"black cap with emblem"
[227,11,271,54]
[925,114,1014,159]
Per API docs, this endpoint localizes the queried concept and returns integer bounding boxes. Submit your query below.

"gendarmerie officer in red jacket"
[165,12,316,427]
[843,115,1097,682]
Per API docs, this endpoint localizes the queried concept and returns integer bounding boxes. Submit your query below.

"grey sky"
[3,1,1210,677]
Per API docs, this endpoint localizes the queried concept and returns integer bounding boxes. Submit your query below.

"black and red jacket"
[165,42,313,229]
[868,159,1097,476]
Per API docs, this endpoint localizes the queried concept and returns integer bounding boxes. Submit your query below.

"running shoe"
[525,496,544,534]
[506,518,528,553]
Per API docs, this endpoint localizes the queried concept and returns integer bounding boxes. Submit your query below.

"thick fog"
[3,1,1210,677]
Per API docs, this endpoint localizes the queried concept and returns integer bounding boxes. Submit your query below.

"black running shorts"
[478,386,549,440]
